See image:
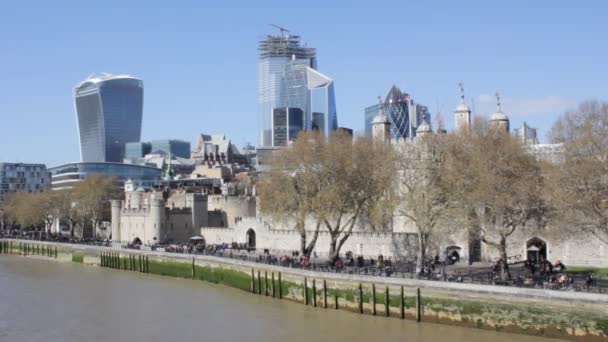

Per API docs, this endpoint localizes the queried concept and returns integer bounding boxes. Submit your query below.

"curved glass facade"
[49,162,160,190]
[364,85,430,139]
[74,75,143,162]
[258,34,337,147]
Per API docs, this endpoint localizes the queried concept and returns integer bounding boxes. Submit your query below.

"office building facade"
[125,142,152,160]
[74,74,144,163]
[0,163,50,205]
[49,162,160,190]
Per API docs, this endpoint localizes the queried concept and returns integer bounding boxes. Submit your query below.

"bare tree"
[258,131,325,257]
[318,133,396,263]
[3,192,48,238]
[548,100,608,245]
[394,134,456,272]
[445,120,546,280]
[73,174,118,240]
[53,189,81,239]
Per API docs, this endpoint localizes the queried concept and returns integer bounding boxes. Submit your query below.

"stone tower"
[416,118,432,139]
[454,82,471,133]
[372,97,391,144]
[489,91,510,133]
[110,200,122,244]
[149,194,165,243]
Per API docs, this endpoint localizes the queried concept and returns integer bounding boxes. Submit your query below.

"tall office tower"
[258,32,337,147]
[364,85,430,139]
[74,74,144,162]
[513,122,539,145]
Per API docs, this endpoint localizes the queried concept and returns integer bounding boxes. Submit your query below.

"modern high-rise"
[74,74,144,163]
[513,122,539,145]
[364,85,429,139]
[258,33,337,147]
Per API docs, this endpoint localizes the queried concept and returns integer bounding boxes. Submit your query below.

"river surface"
[0,256,559,342]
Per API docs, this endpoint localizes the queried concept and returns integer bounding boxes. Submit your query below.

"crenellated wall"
[207,195,256,227]
[112,190,208,245]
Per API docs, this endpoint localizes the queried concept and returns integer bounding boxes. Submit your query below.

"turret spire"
[495,91,502,112]
[458,81,465,104]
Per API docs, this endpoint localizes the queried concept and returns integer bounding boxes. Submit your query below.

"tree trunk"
[498,235,510,281]
[303,224,320,257]
[69,221,75,239]
[416,232,427,275]
[299,231,307,257]
[328,234,339,264]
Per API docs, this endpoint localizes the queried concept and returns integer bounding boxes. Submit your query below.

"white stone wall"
[207,195,256,227]
[201,218,608,267]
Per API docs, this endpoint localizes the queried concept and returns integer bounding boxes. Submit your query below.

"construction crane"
[270,24,290,37]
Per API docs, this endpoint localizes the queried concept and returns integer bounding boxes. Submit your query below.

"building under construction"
[257,30,337,149]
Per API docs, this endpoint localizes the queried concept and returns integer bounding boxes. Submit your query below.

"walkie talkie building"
[74,74,143,162]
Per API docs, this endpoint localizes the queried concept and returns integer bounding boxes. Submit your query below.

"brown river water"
[0,256,559,342]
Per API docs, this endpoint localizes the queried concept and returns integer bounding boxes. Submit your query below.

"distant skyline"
[1,0,607,165]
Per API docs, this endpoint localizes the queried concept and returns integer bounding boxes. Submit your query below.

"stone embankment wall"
[1,239,607,341]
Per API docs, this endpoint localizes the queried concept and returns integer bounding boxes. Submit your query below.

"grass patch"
[146,260,254,293]
[566,266,608,277]
[71,252,84,263]
[597,320,608,337]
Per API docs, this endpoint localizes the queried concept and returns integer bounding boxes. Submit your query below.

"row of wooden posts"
[249,268,423,322]
[0,240,57,258]
[1,241,423,322]
[100,251,149,273]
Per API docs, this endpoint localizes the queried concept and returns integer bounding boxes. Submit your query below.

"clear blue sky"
[1,0,606,166]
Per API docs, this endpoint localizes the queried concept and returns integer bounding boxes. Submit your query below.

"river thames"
[0,256,559,342]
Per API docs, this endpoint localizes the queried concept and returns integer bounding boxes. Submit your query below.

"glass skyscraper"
[74,74,144,162]
[364,85,430,139]
[258,33,337,147]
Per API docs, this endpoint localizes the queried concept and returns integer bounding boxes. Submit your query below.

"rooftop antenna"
[270,24,290,38]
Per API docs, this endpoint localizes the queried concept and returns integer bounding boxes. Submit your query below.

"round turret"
[372,100,391,144]
[416,119,432,138]
[490,110,509,122]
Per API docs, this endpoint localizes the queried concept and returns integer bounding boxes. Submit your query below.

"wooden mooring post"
[271,272,275,298]
[323,280,327,309]
[278,272,282,299]
[416,287,422,322]
[372,284,376,316]
[304,277,309,305]
[191,257,196,279]
[312,279,317,307]
[358,283,363,314]
[251,269,255,293]
[257,270,262,295]
[385,286,390,317]
[400,286,405,319]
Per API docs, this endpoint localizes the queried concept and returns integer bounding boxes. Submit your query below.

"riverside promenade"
[2,239,608,341]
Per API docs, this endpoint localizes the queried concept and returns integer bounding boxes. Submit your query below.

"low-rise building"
[49,162,161,190]
[0,162,50,205]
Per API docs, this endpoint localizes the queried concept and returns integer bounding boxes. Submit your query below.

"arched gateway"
[246,229,256,249]
[526,237,547,264]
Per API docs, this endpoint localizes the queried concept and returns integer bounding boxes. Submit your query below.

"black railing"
[3,235,606,294]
